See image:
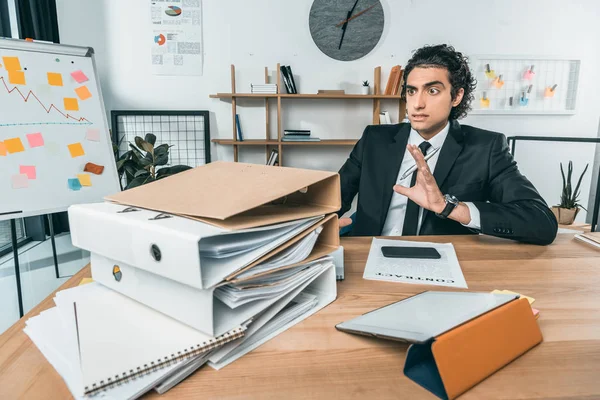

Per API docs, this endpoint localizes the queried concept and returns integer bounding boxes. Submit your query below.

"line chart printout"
[0,39,120,221]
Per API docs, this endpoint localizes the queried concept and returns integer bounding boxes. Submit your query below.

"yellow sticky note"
[5,137,25,153]
[64,97,79,111]
[2,56,21,71]
[47,72,63,86]
[79,277,93,286]
[8,70,26,85]
[0,142,6,156]
[77,173,92,186]
[480,98,490,108]
[68,142,85,158]
[74,85,92,100]
[492,289,535,305]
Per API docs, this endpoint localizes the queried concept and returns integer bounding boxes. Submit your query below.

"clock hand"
[338,11,351,49]
[336,3,378,27]
[338,0,360,49]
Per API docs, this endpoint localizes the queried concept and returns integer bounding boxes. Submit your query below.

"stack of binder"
[251,83,277,94]
[24,161,343,398]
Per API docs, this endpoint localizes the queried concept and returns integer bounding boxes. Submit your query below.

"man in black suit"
[338,44,558,245]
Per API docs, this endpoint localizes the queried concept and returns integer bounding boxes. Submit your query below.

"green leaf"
[154,144,169,158]
[135,136,154,154]
[155,153,169,166]
[156,165,192,179]
[145,133,157,146]
[135,170,149,178]
[572,163,589,203]
[129,143,145,159]
[125,175,154,190]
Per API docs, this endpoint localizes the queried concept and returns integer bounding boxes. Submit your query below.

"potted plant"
[113,133,192,190]
[551,160,589,225]
[361,80,370,95]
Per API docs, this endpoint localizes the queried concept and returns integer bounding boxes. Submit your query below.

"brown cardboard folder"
[404,297,543,400]
[105,161,341,230]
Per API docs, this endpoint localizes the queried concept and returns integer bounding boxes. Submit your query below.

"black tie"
[401,141,432,236]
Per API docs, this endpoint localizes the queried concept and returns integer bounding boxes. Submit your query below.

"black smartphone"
[380,246,441,259]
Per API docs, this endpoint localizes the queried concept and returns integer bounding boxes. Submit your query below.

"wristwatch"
[436,194,459,219]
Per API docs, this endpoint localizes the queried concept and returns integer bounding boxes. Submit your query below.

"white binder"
[68,202,327,289]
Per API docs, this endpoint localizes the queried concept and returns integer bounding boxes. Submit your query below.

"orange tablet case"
[403,298,543,399]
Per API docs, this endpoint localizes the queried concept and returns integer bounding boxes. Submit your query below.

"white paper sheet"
[363,238,468,289]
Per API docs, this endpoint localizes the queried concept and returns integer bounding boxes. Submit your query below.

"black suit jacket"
[337,120,558,245]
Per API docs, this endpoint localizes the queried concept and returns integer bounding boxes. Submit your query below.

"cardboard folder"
[104,161,341,230]
[403,297,543,400]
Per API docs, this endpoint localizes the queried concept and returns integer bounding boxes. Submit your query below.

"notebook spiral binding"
[84,326,246,396]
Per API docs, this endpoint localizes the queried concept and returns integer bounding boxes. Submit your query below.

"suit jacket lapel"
[420,120,465,231]
[379,124,411,232]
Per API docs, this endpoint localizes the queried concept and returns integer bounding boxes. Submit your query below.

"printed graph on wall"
[111,110,211,187]
[0,39,121,222]
[469,55,580,115]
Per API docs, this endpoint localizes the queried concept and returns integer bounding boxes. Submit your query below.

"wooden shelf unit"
[210,64,405,166]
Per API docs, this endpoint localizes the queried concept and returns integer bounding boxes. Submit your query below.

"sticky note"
[19,165,36,179]
[8,70,26,85]
[79,277,94,286]
[5,138,25,153]
[2,56,21,71]
[47,72,63,86]
[64,97,79,111]
[480,98,490,108]
[493,78,504,89]
[26,132,44,148]
[77,173,92,187]
[484,70,496,79]
[492,289,535,305]
[68,178,82,191]
[86,128,100,142]
[524,70,535,80]
[84,162,104,175]
[70,70,89,83]
[0,142,7,156]
[75,85,92,100]
[46,142,60,156]
[68,142,85,158]
[544,87,555,98]
[12,174,29,189]
[519,98,529,106]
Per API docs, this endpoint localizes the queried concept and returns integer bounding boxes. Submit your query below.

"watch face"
[309,0,385,62]
[446,194,459,204]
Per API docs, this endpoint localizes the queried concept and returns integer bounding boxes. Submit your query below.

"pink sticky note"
[524,70,535,80]
[12,174,29,189]
[19,165,36,179]
[71,70,89,84]
[86,128,100,142]
[26,133,44,148]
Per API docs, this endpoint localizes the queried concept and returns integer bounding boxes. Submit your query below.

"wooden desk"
[1,234,599,399]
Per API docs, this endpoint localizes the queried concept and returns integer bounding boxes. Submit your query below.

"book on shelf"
[384,65,403,95]
[267,149,279,166]
[317,90,345,95]
[235,114,243,141]
[284,130,311,136]
[251,83,278,94]
[282,136,321,142]
[379,111,392,124]
[280,65,297,94]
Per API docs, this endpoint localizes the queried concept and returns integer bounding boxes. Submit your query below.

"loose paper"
[363,238,468,288]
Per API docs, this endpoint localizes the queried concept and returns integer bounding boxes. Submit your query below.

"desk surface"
[1,234,599,399]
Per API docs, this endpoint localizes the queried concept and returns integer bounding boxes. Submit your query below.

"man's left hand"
[393,144,446,214]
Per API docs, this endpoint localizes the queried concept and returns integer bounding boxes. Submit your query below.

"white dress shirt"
[381,122,481,236]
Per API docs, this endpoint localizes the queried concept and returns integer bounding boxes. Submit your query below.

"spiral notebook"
[70,282,245,396]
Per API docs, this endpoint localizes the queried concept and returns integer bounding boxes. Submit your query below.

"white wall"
[57,0,600,222]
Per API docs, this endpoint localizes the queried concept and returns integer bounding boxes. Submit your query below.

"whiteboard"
[0,39,120,221]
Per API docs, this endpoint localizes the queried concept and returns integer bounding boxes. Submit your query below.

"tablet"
[335,291,518,344]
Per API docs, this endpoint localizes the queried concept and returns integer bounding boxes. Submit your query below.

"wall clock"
[309,0,384,62]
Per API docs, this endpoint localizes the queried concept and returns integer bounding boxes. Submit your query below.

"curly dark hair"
[401,44,477,120]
